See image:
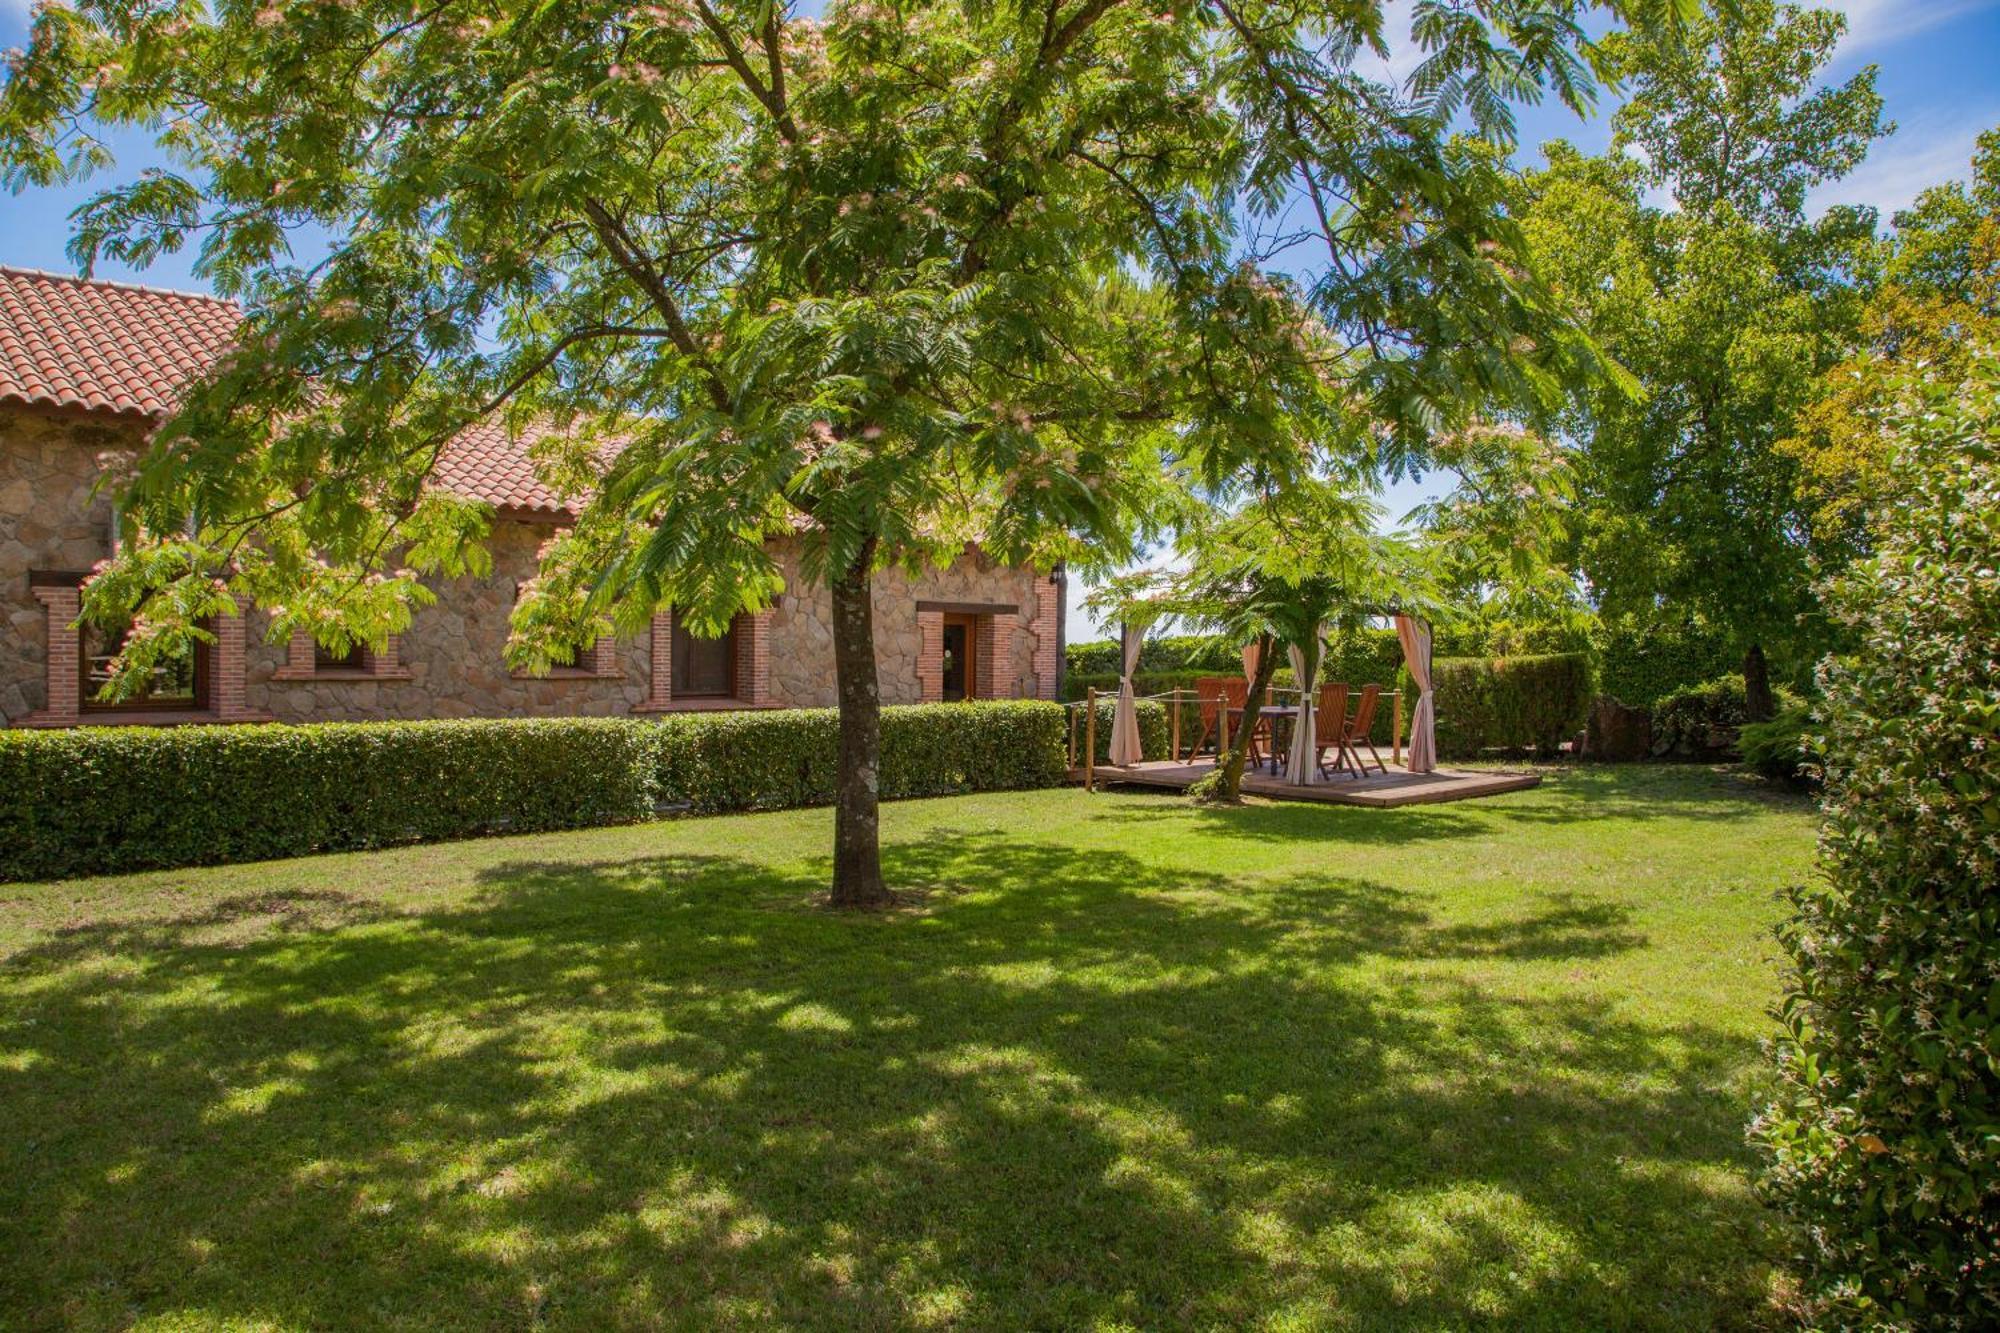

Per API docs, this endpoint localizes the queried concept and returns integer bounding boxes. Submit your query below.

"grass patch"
[0,766,1814,1328]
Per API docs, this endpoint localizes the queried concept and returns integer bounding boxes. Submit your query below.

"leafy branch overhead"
[3,0,1651,675]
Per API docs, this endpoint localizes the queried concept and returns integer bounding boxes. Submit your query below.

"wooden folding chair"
[1219,677,1273,770]
[1315,680,1356,777]
[1183,677,1230,762]
[1342,683,1389,775]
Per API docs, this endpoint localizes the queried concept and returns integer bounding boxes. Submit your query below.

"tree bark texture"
[1743,642,1776,723]
[1210,631,1280,802]
[829,542,892,908]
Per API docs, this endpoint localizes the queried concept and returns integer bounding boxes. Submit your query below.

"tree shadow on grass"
[1086,763,1801,848]
[1,833,1771,1329]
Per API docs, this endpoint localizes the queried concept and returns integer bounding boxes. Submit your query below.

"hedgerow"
[1432,653,1592,758]
[1754,357,2000,1324]
[652,701,1067,814]
[0,703,1070,882]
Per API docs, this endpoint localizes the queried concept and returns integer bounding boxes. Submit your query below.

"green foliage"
[0,0,1650,895]
[655,702,1067,815]
[1737,702,1817,786]
[1066,634,1244,676]
[1649,674,1750,758]
[1649,674,1806,759]
[1432,653,1592,758]
[0,0,1623,679]
[0,718,660,882]
[1589,614,1744,708]
[1079,699,1169,766]
[0,704,1069,882]
[1069,627,1408,691]
[1520,0,1888,680]
[1755,351,2000,1324]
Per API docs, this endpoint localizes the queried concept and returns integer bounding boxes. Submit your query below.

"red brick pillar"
[1032,575,1061,700]
[979,612,1018,699]
[646,611,673,707]
[282,628,316,676]
[587,635,620,677]
[735,609,772,706]
[917,610,944,703]
[213,596,256,720]
[31,583,81,724]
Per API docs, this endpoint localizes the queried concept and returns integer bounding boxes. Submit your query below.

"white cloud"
[1824,0,1998,58]
[1809,106,1994,216]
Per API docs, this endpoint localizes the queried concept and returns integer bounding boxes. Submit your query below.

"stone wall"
[248,519,652,722]
[0,408,148,723]
[764,543,1060,707]
[2,406,1065,725]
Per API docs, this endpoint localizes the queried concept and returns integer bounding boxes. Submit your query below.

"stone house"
[0,266,1065,728]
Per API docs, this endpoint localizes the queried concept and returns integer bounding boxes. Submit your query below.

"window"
[313,640,368,673]
[80,616,208,712]
[671,615,737,698]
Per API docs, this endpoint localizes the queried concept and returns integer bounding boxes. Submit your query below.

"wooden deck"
[1073,758,1542,808]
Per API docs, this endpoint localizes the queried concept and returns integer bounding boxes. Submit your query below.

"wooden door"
[941,614,979,701]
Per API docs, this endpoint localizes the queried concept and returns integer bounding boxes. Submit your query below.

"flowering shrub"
[1755,352,2000,1324]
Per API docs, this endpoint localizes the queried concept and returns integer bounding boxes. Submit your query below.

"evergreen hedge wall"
[1066,618,1762,712]
[0,702,1070,883]
[1431,653,1593,758]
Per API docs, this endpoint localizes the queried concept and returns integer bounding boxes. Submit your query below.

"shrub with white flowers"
[1755,347,2000,1324]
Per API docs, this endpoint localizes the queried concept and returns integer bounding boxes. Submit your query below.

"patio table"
[1228,703,1299,776]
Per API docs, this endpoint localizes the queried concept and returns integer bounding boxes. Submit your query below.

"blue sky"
[2,0,1996,643]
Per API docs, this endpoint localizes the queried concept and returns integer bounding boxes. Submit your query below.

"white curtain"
[1395,613,1436,773]
[1107,619,1146,767]
[1284,630,1325,785]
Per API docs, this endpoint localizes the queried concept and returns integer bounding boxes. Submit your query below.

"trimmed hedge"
[1069,619,1779,714]
[1432,653,1592,758]
[0,718,658,882]
[653,701,1067,814]
[1076,697,1169,764]
[0,702,1070,882]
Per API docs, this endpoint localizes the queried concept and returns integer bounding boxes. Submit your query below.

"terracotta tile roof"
[0,265,584,517]
[0,265,243,418]
[433,419,577,517]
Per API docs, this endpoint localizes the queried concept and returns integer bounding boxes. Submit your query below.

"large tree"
[3,0,1642,902]
[1517,0,1886,718]
[1782,127,2000,554]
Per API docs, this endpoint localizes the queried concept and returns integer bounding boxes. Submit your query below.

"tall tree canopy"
[1782,128,2000,552]
[1517,0,1886,718]
[2,0,1651,902]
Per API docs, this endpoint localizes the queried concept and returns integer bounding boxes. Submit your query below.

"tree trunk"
[1742,642,1776,724]
[1204,631,1280,803]
[829,541,892,908]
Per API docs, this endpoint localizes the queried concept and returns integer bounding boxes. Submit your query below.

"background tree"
[3,0,1651,903]
[1781,127,2000,553]
[1517,0,1887,719]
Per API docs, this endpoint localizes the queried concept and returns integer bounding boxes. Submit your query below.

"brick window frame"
[510,634,621,681]
[638,608,772,711]
[17,573,263,728]
[271,630,414,682]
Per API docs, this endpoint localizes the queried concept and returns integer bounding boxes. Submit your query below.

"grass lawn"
[0,765,1816,1330]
